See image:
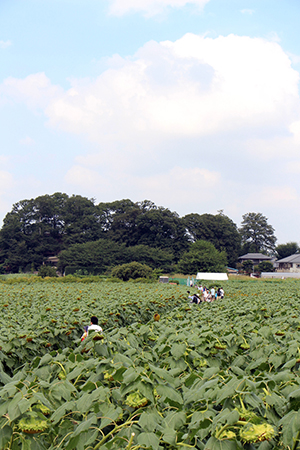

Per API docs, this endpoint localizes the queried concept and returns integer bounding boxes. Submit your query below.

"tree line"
[0,193,297,275]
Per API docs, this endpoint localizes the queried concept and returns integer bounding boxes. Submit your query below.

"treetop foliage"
[182,212,240,267]
[275,242,299,260]
[177,240,228,274]
[239,212,277,255]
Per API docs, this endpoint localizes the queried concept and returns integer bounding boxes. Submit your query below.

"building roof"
[238,253,272,261]
[276,254,300,264]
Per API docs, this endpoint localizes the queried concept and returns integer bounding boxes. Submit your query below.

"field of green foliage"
[1,278,300,449]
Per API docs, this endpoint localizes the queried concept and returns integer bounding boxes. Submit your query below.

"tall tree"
[134,206,188,259]
[182,212,241,267]
[62,195,103,245]
[177,240,227,274]
[239,212,277,254]
[0,193,102,272]
[276,242,299,260]
[98,200,188,260]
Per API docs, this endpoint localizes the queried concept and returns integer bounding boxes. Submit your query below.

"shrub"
[257,261,274,273]
[111,262,153,281]
[242,260,253,274]
[38,266,57,278]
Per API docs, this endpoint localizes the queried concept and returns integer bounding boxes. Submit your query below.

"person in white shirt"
[203,289,210,302]
[81,316,102,341]
[88,316,102,333]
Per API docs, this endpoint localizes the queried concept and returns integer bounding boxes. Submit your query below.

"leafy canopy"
[111,261,153,281]
[239,212,277,254]
[177,240,227,274]
[182,212,241,267]
[276,242,299,259]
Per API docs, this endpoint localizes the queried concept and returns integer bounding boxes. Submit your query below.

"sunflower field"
[1,278,300,449]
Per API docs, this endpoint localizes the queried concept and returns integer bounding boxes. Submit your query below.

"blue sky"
[0,0,300,245]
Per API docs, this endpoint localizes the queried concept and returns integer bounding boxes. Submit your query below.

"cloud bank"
[1,33,300,237]
[4,34,296,144]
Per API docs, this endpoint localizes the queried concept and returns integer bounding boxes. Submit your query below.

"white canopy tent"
[196,273,228,281]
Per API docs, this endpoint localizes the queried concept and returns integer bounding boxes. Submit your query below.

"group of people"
[188,285,224,304]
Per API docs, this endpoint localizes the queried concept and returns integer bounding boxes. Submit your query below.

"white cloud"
[11,34,294,147]
[65,165,106,190]
[253,186,299,207]
[108,0,210,16]
[0,171,13,192]
[2,33,299,177]
[19,136,36,146]
[265,32,281,44]
[285,160,300,174]
[289,120,300,143]
[240,9,254,15]
[134,166,220,205]
[0,40,12,49]
[1,72,63,109]
[65,164,221,211]
[0,171,14,218]
[0,155,9,165]
[288,52,300,66]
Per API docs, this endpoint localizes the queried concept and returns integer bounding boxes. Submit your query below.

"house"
[46,256,59,268]
[276,254,300,273]
[238,253,273,268]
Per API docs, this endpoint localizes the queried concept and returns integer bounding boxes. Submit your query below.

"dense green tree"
[58,240,174,274]
[0,193,102,272]
[182,212,240,267]
[177,240,227,274]
[62,195,104,245]
[275,242,299,260]
[239,212,277,254]
[242,260,254,274]
[0,199,43,272]
[57,239,130,274]
[97,199,139,242]
[99,199,188,260]
[256,261,274,273]
[38,266,58,278]
[134,206,187,259]
[126,245,174,271]
[111,262,153,281]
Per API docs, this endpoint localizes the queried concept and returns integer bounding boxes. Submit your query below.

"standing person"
[203,288,210,302]
[210,287,215,300]
[198,285,204,293]
[219,288,224,299]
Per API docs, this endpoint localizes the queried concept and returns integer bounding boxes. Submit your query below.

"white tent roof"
[196,273,228,281]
